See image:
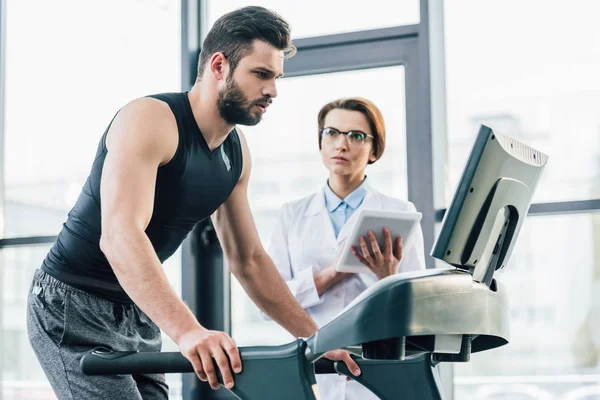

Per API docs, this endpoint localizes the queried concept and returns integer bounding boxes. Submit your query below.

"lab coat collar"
[304,179,381,217]
[303,180,385,246]
[324,178,369,212]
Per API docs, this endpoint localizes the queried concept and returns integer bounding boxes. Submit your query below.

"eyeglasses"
[320,127,373,146]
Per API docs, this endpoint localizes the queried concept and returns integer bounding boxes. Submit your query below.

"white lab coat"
[267,183,426,400]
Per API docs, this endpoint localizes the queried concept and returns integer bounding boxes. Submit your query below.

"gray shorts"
[26,269,169,400]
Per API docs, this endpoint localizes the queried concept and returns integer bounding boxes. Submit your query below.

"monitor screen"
[431,125,549,286]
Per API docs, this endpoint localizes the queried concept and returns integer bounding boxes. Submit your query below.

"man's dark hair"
[197,6,295,79]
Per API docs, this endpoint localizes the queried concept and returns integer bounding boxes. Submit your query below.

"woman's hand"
[314,251,352,296]
[351,227,403,280]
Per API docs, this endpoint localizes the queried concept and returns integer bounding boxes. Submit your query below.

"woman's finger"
[383,227,393,259]
[368,231,383,260]
[393,236,403,261]
[351,247,371,267]
[359,236,373,264]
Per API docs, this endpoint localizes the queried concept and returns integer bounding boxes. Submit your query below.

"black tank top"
[41,92,243,303]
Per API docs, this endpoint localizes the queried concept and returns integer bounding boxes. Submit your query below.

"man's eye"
[256,71,267,78]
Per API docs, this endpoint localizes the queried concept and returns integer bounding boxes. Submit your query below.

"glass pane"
[444,0,600,204]
[207,1,419,39]
[453,212,600,399]
[230,66,407,345]
[162,248,183,400]
[3,0,181,237]
[1,245,51,399]
[1,245,183,399]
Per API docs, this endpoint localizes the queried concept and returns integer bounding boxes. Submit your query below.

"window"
[230,66,408,345]
[2,1,183,398]
[207,0,419,39]
[1,245,54,399]
[444,2,600,397]
[444,0,600,204]
[0,245,183,400]
[453,212,600,399]
[3,0,181,237]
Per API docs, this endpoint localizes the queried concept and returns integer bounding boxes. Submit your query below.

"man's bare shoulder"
[118,97,175,131]
[106,97,178,165]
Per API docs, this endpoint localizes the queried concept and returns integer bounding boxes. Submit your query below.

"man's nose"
[263,79,278,99]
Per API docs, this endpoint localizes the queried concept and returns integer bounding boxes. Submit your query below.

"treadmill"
[81,125,549,399]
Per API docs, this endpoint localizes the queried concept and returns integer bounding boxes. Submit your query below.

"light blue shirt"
[324,178,368,238]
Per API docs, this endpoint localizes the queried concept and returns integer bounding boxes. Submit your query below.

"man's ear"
[209,52,229,81]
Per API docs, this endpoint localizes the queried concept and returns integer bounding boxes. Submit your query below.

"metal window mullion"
[434,199,600,222]
[0,236,57,248]
[181,3,201,400]
[0,1,6,398]
[422,0,453,397]
[0,0,5,238]
[181,0,200,90]
[528,199,600,215]
[284,35,417,77]
[292,24,419,50]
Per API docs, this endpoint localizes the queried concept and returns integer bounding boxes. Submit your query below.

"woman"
[268,97,427,399]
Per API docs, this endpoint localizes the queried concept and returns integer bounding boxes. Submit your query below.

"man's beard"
[217,77,269,126]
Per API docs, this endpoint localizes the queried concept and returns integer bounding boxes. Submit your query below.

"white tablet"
[335,208,422,273]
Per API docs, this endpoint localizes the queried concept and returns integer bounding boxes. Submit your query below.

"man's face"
[217,40,284,126]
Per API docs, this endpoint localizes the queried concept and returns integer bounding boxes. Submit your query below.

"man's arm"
[212,129,361,377]
[99,98,241,390]
[211,129,318,338]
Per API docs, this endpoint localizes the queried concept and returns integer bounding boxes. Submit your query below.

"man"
[26,6,359,399]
